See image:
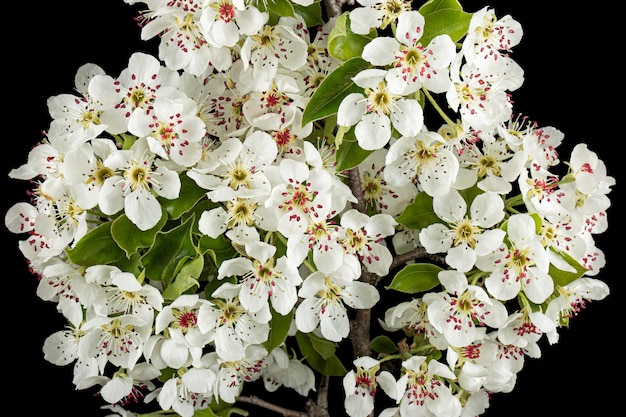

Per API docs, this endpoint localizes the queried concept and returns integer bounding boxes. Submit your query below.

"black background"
[6,1,622,416]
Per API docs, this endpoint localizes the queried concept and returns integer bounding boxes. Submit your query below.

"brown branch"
[237,395,308,417]
[348,167,366,213]
[305,375,330,417]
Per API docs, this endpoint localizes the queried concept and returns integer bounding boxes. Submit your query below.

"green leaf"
[198,234,239,269]
[293,0,324,27]
[395,192,440,230]
[335,131,372,172]
[161,174,208,220]
[419,0,472,44]
[161,255,203,301]
[386,263,443,294]
[371,335,398,354]
[66,221,125,266]
[111,209,167,257]
[328,12,377,62]
[259,0,294,25]
[548,248,588,287]
[295,331,347,376]
[193,406,249,417]
[264,308,293,353]
[141,215,197,282]
[301,57,370,125]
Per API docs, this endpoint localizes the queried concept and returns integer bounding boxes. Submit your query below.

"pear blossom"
[395,356,462,417]
[337,68,423,150]
[99,137,181,231]
[240,22,308,84]
[295,265,380,342]
[362,10,456,95]
[152,294,215,368]
[419,189,506,273]
[128,90,206,168]
[349,0,413,35]
[497,309,556,349]
[261,347,316,396]
[545,277,610,329]
[423,270,508,347]
[197,282,270,361]
[339,208,397,276]
[217,243,302,315]
[343,356,397,417]
[357,148,418,216]
[157,365,217,417]
[199,1,266,48]
[476,213,554,304]
[384,130,459,197]
[462,6,524,74]
[208,344,269,403]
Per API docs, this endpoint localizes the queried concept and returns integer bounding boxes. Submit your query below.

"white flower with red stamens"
[362,10,456,95]
[99,137,181,231]
[384,130,459,197]
[462,6,524,74]
[446,58,518,133]
[423,270,508,348]
[240,22,308,85]
[153,294,214,368]
[337,68,423,150]
[497,309,556,349]
[208,344,269,403]
[189,131,277,199]
[295,264,379,342]
[419,189,506,273]
[265,158,335,238]
[343,356,396,417]
[128,89,207,168]
[395,356,461,417]
[349,0,413,35]
[217,243,302,315]
[89,52,181,133]
[157,365,217,417]
[199,0,267,48]
[357,148,418,216]
[198,282,270,361]
[477,213,554,304]
[545,277,610,332]
[339,208,397,276]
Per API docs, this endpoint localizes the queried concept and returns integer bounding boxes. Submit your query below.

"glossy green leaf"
[264,308,293,353]
[161,174,208,220]
[335,131,372,172]
[66,221,125,266]
[259,0,294,25]
[295,331,347,376]
[395,192,440,230]
[141,216,197,282]
[198,234,239,269]
[328,12,377,62]
[370,335,398,354]
[161,255,203,300]
[293,0,323,27]
[301,57,370,125]
[549,248,588,287]
[419,0,472,44]
[111,209,167,257]
[386,263,443,294]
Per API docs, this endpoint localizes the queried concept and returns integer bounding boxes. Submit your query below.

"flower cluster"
[5,1,614,417]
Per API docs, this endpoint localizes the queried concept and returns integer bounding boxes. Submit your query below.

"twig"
[237,395,309,417]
